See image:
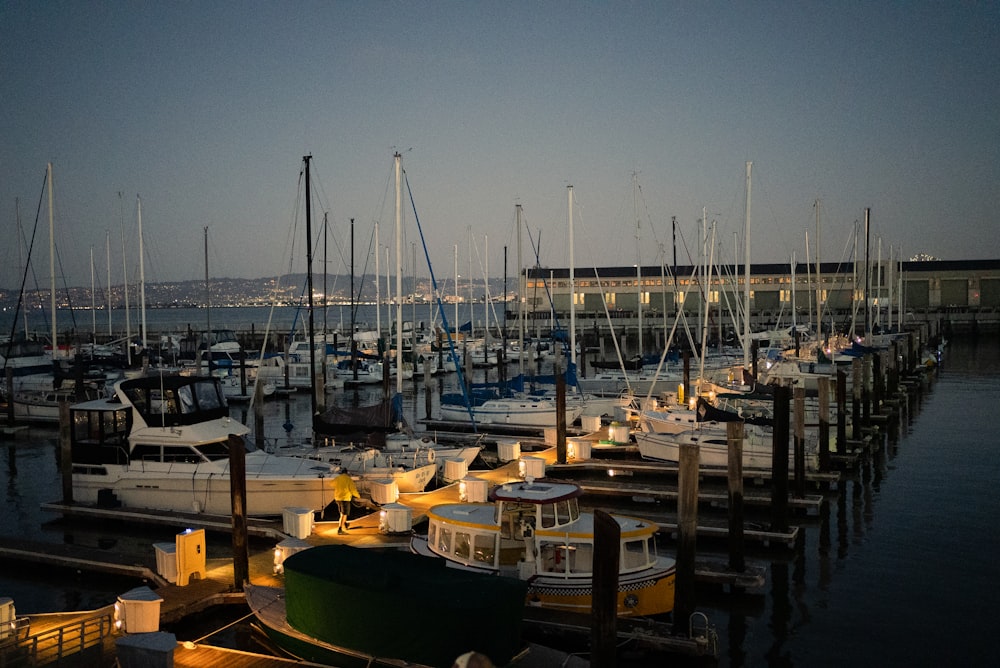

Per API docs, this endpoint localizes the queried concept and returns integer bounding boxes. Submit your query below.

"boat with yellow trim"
[411,478,675,617]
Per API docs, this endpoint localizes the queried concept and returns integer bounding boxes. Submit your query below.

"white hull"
[635,428,817,470]
[439,399,584,427]
[74,451,342,516]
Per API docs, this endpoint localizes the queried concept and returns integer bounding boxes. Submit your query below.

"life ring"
[424,448,436,463]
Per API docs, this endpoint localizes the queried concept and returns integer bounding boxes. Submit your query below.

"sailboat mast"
[394,152,403,396]
[90,246,96,343]
[304,155,318,416]
[815,198,822,338]
[106,230,112,338]
[743,161,752,371]
[568,185,576,368]
[137,196,147,353]
[204,225,211,350]
[120,192,131,366]
[634,172,642,357]
[375,221,381,340]
[48,163,57,360]
[863,207,871,343]
[516,203,524,377]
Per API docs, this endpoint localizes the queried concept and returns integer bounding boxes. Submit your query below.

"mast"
[568,185,576,368]
[634,172,642,357]
[453,244,459,352]
[743,161,752,371]
[394,152,403,395]
[351,217,357,382]
[203,225,211,375]
[90,246,96,343]
[137,196,147,354]
[375,221,381,341]
[516,203,524,377]
[304,155,318,416]
[48,163,57,360]
[815,198,821,337]
[106,230,112,338]
[863,207,871,343]
[120,192,131,366]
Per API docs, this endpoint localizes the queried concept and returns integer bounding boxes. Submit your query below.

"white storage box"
[460,475,489,503]
[580,415,602,432]
[152,543,177,584]
[497,440,521,462]
[282,507,314,539]
[116,586,163,634]
[519,455,546,480]
[443,457,468,483]
[380,503,412,533]
[369,479,399,505]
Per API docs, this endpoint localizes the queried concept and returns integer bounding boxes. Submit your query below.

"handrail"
[0,610,117,668]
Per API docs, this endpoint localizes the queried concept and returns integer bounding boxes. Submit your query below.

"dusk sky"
[3,1,998,292]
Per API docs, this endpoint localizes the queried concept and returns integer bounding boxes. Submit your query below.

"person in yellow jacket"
[332,467,360,535]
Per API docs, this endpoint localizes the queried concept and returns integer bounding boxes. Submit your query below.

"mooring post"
[771,385,790,533]
[727,421,745,573]
[818,375,831,470]
[862,354,872,425]
[852,358,862,441]
[872,351,882,416]
[591,509,620,666]
[837,369,848,452]
[793,387,806,498]
[59,401,72,503]
[228,434,249,591]
[556,366,567,465]
[675,441,699,636]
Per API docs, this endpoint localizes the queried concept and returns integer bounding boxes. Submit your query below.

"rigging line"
[403,170,477,430]
[4,167,49,358]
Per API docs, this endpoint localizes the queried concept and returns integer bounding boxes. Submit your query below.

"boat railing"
[0,609,116,668]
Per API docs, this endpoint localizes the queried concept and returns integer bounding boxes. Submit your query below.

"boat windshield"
[539,497,579,529]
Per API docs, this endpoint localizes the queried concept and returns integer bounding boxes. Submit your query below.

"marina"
[3,329,998,666]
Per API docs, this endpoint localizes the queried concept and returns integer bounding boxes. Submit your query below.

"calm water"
[2,328,998,666]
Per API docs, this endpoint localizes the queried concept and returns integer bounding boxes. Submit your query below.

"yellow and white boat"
[411,479,675,617]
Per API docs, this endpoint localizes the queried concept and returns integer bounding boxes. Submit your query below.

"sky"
[2,1,999,291]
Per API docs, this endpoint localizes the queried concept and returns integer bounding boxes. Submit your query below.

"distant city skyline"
[3,2,998,290]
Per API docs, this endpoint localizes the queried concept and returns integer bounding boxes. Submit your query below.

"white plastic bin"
[443,457,468,483]
[152,543,177,584]
[380,503,412,533]
[460,475,489,503]
[580,415,602,432]
[273,537,312,574]
[116,586,163,634]
[369,479,399,505]
[519,455,546,480]
[497,440,521,462]
[282,507,314,539]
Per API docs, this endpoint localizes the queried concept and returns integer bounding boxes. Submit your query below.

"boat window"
[196,440,231,461]
[161,445,204,464]
[567,541,593,573]
[436,526,453,554]
[177,385,195,413]
[194,381,223,410]
[622,537,651,570]
[131,443,162,463]
[428,523,437,549]
[453,531,472,560]
[539,541,570,574]
[148,389,179,416]
[472,534,496,566]
[540,502,556,528]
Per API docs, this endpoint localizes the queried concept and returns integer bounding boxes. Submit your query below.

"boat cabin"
[425,480,661,580]
[70,376,237,469]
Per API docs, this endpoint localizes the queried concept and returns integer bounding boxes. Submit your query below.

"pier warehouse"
[515,259,1000,340]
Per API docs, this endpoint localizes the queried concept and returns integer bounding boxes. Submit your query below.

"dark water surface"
[2,334,998,666]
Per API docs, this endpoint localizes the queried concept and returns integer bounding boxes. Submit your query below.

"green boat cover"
[284,545,528,667]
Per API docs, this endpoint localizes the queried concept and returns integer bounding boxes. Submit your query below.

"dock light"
[273,547,283,574]
[607,468,633,478]
[518,459,526,478]
[567,440,577,460]
[379,509,388,533]
[458,480,468,502]
[113,602,122,630]
[688,397,696,411]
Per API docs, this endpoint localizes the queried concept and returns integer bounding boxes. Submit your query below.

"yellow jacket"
[333,472,360,502]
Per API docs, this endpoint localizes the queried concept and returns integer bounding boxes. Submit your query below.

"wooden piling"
[793,387,806,498]
[851,358,862,440]
[556,368,567,465]
[771,385,790,533]
[591,509,620,667]
[837,369,847,452]
[228,434,249,591]
[862,354,872,424]
[675,441,699,636]
[818,376,831,469]
[726,421,745,573]
[59,401,72,503]
[872,351,882,416]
